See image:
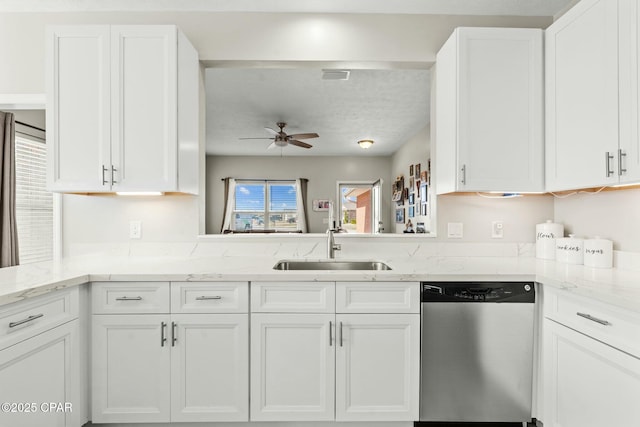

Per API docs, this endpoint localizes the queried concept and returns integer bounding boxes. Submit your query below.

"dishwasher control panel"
[421,282,535,303]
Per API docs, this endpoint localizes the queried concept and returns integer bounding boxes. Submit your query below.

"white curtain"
[220,178,236,232]
[295,178,308,233]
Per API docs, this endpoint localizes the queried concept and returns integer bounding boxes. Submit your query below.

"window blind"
[15,133,53,264]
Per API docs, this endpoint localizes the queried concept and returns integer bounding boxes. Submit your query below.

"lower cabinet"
[0,320,79,427]
[336,314,420,421]
[543,319,640,427]
[92,313,249,423]
[250,282,421,422]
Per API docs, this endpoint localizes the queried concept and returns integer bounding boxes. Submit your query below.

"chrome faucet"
[327,229,341,259]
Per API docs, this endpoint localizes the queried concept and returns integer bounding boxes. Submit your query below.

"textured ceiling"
[206,68,430,156]
[0,0,575,16]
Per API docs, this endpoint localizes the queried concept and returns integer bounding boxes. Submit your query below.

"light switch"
[129,220,142,239]
[492,221,504,238]
[447,222,463,239]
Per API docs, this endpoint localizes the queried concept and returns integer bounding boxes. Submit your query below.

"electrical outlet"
[129,220,142,239]
[492,221,504,239]
[447,222,463,239]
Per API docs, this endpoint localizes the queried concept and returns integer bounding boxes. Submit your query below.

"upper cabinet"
[46,25,200,194]
[435,27,544,194]
[546,0,640,191]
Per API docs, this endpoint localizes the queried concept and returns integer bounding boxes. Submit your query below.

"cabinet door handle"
[111,165,117,185]
[329,321,333,346]
[460,164,466,185]
[605,152,614,177]
[619,149,627,175]
[171,321,177,346]
[339,321,343,347]
[577,312,611,326]
[102,165,109,186]
[195,296,222,301]
[161,321,167,347]
[115,296,142,301]
[9,313,44,328]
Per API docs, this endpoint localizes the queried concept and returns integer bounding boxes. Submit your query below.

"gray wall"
[206,155,393,234]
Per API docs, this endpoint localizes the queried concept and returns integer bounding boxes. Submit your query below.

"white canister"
[536,220,564,260]
[556,234,584,264]
[584,237,613,268]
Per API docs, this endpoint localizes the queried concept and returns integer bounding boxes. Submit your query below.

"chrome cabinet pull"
[619,149,627,175]
[339,321,343,347]
[161,322,167,347]
[461,164,466,185]
[111,165,117,184]
[329,321,333,346]
[115,296,142,301]
[102,165,109,185]
[172,322,177,346]
[577,312,611,326]
[605,152,614,177]
[9,313,44,328]
[195,296,222,301]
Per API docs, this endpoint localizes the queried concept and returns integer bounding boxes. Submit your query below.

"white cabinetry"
[543,288,640,426]
[91,282,249,423]
[435,27,543,194]
[47,25,199,194]
[250,281,420,422]
[546,0,640,190]
[0,288,81,427]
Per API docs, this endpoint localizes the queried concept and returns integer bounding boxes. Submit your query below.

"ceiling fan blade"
[288,132,319,140]
[267,141,278,149]
[239,137,274,140]
[289,139,313,149]
[264,127,279,136]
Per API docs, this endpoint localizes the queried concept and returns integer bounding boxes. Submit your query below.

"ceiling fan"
[239,122,319,149]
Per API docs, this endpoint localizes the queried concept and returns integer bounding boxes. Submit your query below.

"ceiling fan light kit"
[239,122,319,150]
[357,139,374,149]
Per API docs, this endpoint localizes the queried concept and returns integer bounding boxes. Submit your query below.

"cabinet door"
[545,0,619,190]
[111,26,177,192]
[457,28,543,193]
[250,313,335,421]
[335,314,419,421]
[543,319,640,427]
[170,314,249,422]
[92,314,170,423]
[46,26,111,192]
[0,321,79,427]
[619,0,640,184]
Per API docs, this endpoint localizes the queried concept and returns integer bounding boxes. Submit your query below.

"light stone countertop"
[0,254,639,313]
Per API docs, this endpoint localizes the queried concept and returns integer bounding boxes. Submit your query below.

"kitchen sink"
[273,260,392,271]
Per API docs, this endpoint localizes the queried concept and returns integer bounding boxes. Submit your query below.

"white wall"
[554,188,640,252]
[390,125,432,233]
[206,155,392,234]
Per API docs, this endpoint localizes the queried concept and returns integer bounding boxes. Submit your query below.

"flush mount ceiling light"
[357,139,374,149]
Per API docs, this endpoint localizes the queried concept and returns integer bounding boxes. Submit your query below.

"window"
[15,126,53,263]
[337,179,382,234]
[233,180,298,231]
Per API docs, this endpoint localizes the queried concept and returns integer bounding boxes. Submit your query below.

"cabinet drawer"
[336,282,420,313]
[92,282,170,314]
[251,282,335,313]
[0,287,79,350]
[171,282,248,313]
[544,289,640,358]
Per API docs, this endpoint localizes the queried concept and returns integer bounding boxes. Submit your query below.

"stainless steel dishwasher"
[420,281,536,424]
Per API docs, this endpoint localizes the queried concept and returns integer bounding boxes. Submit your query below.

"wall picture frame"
[408,205,415,218]
[312,199,330,211]
[409,164,414,177]
[395,208,405,223]
[415,163,421,179]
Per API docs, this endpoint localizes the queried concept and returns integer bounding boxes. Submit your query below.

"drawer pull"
[115,296,142,301]
[195,296,222,301]
[9,313,44,328]
[577,312,611,326]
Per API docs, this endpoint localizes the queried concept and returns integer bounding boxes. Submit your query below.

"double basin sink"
[273,260,392,271]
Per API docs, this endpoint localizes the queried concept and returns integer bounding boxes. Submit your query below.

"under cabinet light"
[115,192,164,196]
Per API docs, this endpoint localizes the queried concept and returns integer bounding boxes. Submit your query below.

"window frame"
[233,179,298,231]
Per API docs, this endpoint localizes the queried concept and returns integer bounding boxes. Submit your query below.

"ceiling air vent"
[322,69,350,80]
